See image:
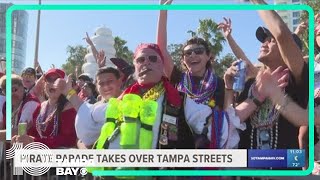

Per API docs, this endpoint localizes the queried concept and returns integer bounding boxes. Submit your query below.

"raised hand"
[53,75,72,96]
[294,21,308,35]
[218,17,232,38]
[97,50,106,68]
[255,66,289,99]
[35,64,43,75]
[224,61,239,89]
[84,32,94,46]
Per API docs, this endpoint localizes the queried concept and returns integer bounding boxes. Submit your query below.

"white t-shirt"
[75,94,244,149]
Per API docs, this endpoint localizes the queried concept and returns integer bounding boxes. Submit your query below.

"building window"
[293,12,300,18]
[292,0,300,3]
[293,19,299,25]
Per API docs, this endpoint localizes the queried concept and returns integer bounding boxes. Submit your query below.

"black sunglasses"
[45,76,59,83]
[135,55,158,64]
[183,47,206,56]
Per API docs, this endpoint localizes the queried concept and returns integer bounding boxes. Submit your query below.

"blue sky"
[7,0,276,72]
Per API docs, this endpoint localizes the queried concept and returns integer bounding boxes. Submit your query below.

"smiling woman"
[11,69,77,149]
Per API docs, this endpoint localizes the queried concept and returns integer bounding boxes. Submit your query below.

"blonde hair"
[0,74,23,90]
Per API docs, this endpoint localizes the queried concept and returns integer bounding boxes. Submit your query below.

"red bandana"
[120,77,181,107]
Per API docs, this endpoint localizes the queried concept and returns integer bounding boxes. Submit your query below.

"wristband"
[252,97,262,107]
[66,89,77,100]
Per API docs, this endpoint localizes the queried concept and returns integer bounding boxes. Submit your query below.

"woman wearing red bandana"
[11,69,77,149]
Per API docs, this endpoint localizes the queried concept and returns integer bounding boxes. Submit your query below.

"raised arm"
[218,17,258,77]
[157,0,174,78]
[56,75,84,111]
[85,32,99,63]
[250,0,304,84]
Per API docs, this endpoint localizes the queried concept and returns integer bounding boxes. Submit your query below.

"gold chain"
[142,82,165,101]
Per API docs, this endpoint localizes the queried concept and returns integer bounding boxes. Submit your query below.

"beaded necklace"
[36,101,59,138]
[11,100,23,129]
[178,69,217,106]
[179,69,223,149]
[142,81,165,101]
[249,83,281,149]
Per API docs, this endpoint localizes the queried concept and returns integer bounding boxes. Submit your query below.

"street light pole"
[33,0,41,69]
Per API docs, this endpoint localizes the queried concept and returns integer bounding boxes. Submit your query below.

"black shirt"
[237,63,309,149]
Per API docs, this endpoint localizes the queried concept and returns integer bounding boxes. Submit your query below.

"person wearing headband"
[56,43,239,175]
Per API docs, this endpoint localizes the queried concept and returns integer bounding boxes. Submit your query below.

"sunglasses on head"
[45,76,59,83]
[135,55,158,64]
[183,47,205,57]
[22,68,35,74]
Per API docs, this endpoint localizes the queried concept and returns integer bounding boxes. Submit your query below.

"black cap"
[78,73,92,82]
[256,26,303,50]
[110,58,134,77]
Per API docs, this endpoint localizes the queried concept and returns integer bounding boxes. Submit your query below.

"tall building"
[0,3,28,74]
[274,0,303,32]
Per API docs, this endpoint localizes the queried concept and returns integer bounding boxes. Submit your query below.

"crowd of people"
[0,0,318,179]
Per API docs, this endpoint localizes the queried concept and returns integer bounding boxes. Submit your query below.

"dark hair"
[21,67,36,77]
[96,67,121,79]
[55,95,68,130]
[78,74,92,82]
[181,37,213,69]
[83,82,98,98]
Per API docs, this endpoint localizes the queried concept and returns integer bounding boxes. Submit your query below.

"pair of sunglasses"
[135,55,158,64]
[45,77,59,83]
[183,47,205,56]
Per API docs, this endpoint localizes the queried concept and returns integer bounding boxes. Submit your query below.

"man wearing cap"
[21,67,37,94]
[224,0,308,155]
[110,57,135,90]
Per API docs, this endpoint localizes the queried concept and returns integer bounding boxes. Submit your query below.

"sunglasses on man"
[135,55,158,64]
[183,47,206,57]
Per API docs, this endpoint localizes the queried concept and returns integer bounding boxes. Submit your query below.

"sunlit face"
[133,48,163,85]
[11,83,25,107]
[81,83,93,97]
[22,74,36,90]
[182,44,210,76]
[96,73,122,101]
[258,37,281,68]
[44,74,62,99]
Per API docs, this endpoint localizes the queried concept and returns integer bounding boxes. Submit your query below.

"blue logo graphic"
[248,150,287,168]
[287,149,305,168]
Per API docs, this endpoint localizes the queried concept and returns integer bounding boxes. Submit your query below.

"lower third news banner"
[14,149,247,170]
[248,149,305,168]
